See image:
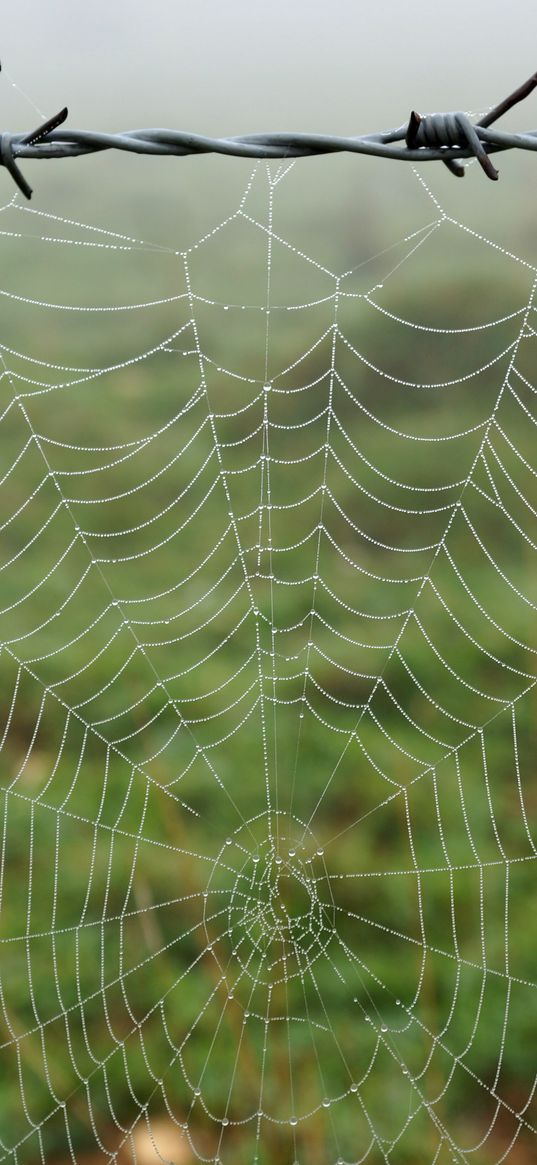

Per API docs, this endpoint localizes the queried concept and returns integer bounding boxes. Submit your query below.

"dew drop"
[322,1097,330,1108]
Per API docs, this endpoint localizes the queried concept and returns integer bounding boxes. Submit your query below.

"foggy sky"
[1,0,536,261]
[1,0,536,136]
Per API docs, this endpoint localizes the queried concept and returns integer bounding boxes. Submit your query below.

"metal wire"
[2,70,537,200]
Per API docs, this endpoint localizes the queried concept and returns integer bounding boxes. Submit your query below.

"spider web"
[0,148,536,1165]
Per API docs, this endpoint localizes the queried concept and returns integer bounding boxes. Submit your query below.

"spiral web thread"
[0,147,536,1165]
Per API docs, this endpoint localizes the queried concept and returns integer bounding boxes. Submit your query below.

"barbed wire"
[2,68,537,200]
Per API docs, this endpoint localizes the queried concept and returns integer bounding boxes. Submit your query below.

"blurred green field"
[0,167,536,1165]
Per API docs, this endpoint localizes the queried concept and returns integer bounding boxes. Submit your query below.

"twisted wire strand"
[1,70,537,199]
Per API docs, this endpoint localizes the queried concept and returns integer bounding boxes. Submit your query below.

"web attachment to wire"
[0,155,536,1165]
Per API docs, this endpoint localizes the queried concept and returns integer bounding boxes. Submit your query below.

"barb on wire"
[1,67,537,200]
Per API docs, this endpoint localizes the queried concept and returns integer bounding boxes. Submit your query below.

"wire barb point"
[1,106,69,199]
[21,106,68,148]
[405,109,499,181]
[405,71,537,182]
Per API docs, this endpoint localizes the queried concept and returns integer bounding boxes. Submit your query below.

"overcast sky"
[1,0,536,257]
[2,0,537,134]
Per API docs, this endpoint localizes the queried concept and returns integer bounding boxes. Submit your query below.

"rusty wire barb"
[1,68,537,200]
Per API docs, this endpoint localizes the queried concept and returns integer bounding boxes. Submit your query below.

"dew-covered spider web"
[0,151,536,1165]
